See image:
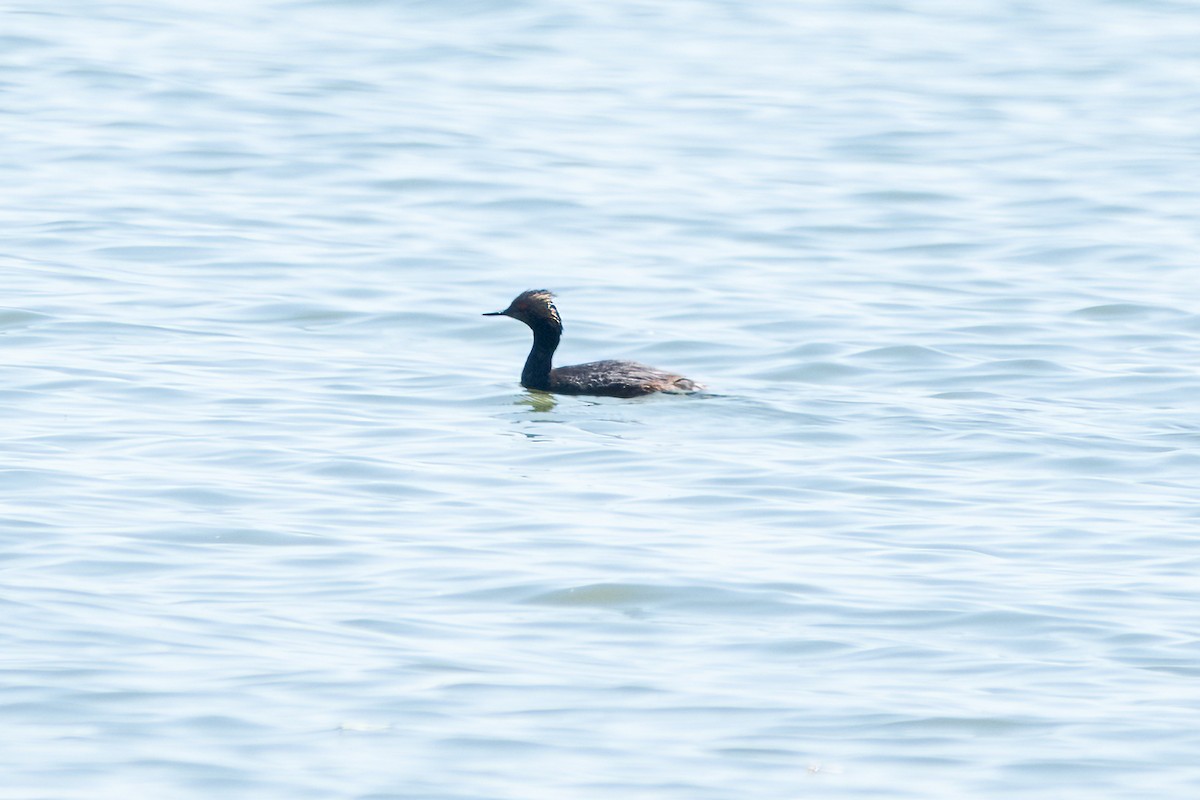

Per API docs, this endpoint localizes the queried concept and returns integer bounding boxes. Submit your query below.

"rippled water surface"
[4,1,1200,797]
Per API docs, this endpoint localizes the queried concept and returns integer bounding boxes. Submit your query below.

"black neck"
[520,320,560,390]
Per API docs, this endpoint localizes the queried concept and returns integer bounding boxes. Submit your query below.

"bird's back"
[548,359,700,398]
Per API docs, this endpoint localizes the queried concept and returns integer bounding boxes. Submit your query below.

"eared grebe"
[484,290,701,398]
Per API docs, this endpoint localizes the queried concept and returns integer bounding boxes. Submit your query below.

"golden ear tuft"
[514,289,560,327]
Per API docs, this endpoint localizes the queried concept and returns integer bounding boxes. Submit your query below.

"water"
[3,0,1200,797]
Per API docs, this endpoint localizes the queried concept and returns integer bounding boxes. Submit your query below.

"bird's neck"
[521,321,560,390]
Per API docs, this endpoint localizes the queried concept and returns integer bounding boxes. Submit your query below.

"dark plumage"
[484,290,701,398]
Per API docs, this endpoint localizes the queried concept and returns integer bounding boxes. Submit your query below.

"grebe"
[484,290,701,398]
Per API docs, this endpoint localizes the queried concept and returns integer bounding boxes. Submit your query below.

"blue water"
[4,1,1200,797]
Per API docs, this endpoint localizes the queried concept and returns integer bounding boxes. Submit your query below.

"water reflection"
[515,390,558,413]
